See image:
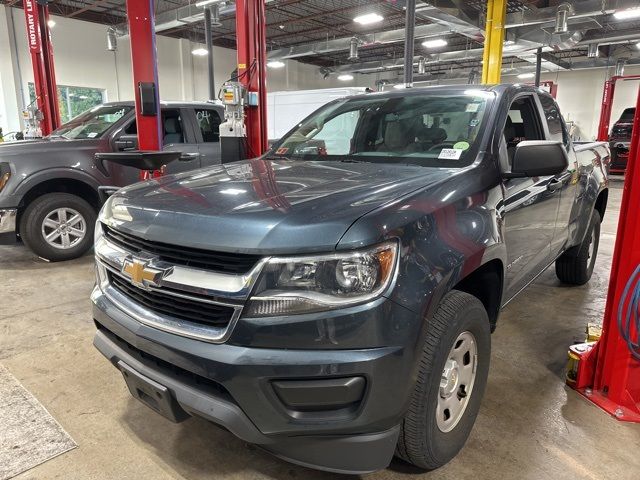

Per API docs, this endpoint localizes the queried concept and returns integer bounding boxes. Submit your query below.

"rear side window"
[195,109,222,143]
[620,108,635,122]
[538,94,567,146]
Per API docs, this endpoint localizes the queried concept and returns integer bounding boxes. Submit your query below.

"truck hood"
[104,158,452,254]
[0,137,99,159]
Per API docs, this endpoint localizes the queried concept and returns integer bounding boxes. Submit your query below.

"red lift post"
[234,0,268,156]
[23,0,61,136]
[126,0,163,180]
[572,86,640,422]
[597,75,640,142]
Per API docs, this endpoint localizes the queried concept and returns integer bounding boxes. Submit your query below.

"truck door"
[162,108,202,174]
[537,93,577,256]
[192,107,223,167]
[501,94,562,300]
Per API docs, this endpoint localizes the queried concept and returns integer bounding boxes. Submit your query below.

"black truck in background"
[92,85,609,474]
[609,107,635,174]
[0,101,223,261]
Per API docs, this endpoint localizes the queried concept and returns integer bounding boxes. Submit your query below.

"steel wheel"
[41,207,87,250]
[436,331,478,433]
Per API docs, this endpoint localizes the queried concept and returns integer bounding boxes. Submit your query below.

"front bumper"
[0,208,17,244]
[92,287,418,473]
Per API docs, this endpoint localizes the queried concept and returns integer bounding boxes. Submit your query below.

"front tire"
[396,290,491,470]
[555,210,601,285]
[19,192,96,262]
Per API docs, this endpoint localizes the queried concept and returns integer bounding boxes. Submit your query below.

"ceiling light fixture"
[636,41,640,50]
[47,19,56,28]
[353,13,384,25]
[613,7,640,20]
[267,60,285,69]
[195,0,223,7]
[422,38,447,49]
[517,72,535,79]
[192,48,209,56]
[338,74,354,81]
[393,84,407,89]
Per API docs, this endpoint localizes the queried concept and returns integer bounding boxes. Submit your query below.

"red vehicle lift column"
[235,0,268,156]
[126,0,163,179]
[23,0,61,136]
[573,86,640,422]
[597,75,640,141]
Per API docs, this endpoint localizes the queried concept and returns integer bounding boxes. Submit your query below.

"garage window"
[28,83,106,123]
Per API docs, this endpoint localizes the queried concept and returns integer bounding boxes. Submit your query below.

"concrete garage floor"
[1,178,639,480]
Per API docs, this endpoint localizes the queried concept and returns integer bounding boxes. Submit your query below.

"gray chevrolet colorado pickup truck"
[0,101,223,261]
[92,84,609,474]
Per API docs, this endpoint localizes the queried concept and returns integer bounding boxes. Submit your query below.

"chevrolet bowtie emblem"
[121,257,168,290]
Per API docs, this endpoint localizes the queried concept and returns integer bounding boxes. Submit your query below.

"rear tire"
[396,290,491,470]
[20,192,96,262]
[555,210,600,285]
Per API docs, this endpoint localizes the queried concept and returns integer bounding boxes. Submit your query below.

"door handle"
[179,152,200,162]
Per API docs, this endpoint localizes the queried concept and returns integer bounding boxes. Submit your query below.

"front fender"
[12,167,102,205]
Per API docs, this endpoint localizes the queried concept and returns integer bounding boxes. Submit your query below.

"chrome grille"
[103,224,261,274]
[95,223,266,343]
[109,272,234,328]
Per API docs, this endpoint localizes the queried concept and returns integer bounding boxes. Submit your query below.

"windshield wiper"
[337,158,367,163]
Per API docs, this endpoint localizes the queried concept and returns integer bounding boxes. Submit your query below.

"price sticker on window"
[438,148,463,160]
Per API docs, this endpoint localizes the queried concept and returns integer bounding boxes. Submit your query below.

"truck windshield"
[272,91,492,166]
[49,105,133,140]
[620,108,635,122]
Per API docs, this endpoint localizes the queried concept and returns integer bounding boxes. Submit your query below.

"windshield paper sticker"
[466,103,481,113]
[453,141,470,151]
[87,132,98,138]
[439,148,463,160]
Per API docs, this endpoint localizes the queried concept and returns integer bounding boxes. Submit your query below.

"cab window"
[503,96,544,165]
[195,108,222,143]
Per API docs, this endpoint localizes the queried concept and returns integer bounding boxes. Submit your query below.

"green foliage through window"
[28,83,106,123]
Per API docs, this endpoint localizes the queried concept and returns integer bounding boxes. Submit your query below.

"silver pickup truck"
[92,84,609,473]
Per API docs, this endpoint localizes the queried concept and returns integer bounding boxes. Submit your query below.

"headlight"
[0,163,11,192]
[244,241,398,317]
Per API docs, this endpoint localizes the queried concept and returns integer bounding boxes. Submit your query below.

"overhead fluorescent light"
[337,74,354,81]
[422,38,447,49]
[613,7,640,20]
[353,13,384,25]
[517,72,535,79]
[393,84,407,89]
[195,0,223,7]
[637,41,640,50]
[192,48,208,56]
[47,19,56,28]
[267,60,285,69]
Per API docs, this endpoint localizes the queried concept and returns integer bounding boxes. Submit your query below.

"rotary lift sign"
[24,0,42,54]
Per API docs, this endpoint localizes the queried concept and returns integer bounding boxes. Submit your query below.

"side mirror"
[505,140,568,178]
[114,134,138,151]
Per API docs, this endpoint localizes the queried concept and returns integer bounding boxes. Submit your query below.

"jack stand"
[220,82,248,163]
